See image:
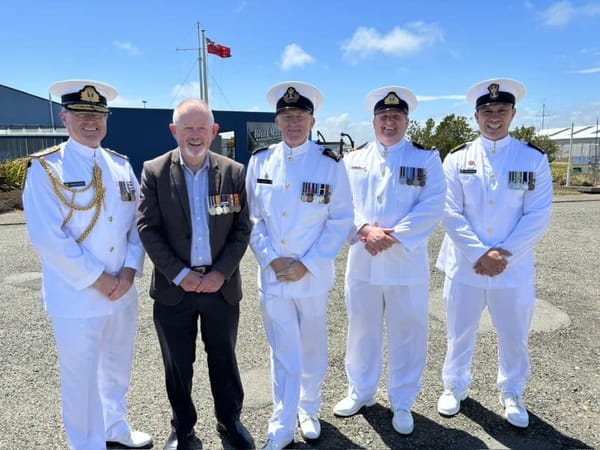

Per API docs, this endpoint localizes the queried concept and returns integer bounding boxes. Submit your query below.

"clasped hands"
[360,223,396,256]
[271,257,308,282]
[473,248,512,277]
[93,267,136,301]
[180,270,225,293]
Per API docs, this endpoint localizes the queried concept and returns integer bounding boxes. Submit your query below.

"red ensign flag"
[206,38,231,58]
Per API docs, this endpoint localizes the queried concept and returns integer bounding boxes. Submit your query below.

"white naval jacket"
[23,139,145,318]
[436,135,553,288]
[246,140,354,298]
[344,139,446,285]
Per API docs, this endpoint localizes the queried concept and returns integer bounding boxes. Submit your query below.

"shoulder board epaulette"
[29,145,61,159]
[27,145,61,168]
[322,147,342,162]
[251,145,270,155]
[450,143,468,153]
[412,141,434,150]
[104,148,129,159]
[526,141,545,154]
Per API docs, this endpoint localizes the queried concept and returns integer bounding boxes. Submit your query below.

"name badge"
[460,169,477,174]
[64,181,86,187]
[257,178,272,184]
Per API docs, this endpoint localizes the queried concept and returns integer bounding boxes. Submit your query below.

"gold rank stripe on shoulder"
[450,143,468,153]
[104,147,129,159]
[526,141,546,154]
[26,145,61,169]
[322,147,342,162]
[29,145,61,158]
[412,141,434,150]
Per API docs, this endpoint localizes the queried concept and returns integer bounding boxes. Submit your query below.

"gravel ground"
[0,195,598,450]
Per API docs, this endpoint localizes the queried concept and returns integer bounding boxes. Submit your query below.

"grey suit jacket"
[137,149,251,305]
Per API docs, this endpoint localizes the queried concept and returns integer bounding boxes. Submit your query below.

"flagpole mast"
[201,28,209,104]
[195,23,204,102]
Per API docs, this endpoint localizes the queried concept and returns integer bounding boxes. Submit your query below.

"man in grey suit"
[137,99,254,450]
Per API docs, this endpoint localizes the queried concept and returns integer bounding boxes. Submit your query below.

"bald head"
[172,98,215,126]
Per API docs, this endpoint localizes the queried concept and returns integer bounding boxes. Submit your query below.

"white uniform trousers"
[51,301,138,450]
[343,278,429,411]
[260,293,328,443]
[441,277,535,395]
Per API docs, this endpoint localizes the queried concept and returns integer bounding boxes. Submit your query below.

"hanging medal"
[323,184,331,204]
[307,183,314,203]
[528,172,535,191]
[233,193,241,212]
[222,194,230,214]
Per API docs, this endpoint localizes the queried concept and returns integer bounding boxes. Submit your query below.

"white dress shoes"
[333,395,376,417]
[437,386,469,416]
[260,438,292,450]
[298,412,321,440]
[500,392,529,428]
[106,430,153,449]
[392,409,414,435]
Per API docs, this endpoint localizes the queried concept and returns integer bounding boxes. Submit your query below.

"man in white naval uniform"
[333,87,446,435]
[435,78,552,428]
[23,80,152,450]
[246,82,354,450]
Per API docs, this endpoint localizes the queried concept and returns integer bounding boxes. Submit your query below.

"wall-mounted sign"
[247,122,281,153]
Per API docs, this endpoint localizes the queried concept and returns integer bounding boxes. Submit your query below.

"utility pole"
[566,122,574,187]
[536,102,552,131]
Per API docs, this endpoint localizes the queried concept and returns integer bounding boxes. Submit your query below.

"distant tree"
[407,114,477,160]
[510,125,559,162]
[434,114,478,160]
[407,118,436,149]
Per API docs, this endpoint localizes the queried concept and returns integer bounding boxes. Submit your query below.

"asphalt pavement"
[0,194,598,449]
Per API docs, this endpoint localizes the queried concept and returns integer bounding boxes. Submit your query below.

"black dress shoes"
[216,420,255,449]
[163,429,196,450]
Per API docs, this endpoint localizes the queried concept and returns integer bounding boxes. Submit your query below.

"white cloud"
[341,22,443,64]
[280,44,316,71]
[579,47,600,56]
[417,94,465,102]
[540,1,600,27]
[234,0,247,13]
[573,66,600,74]
[581,3,600,16]
[113,40,140,56]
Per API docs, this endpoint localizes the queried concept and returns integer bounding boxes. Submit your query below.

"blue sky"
[2,0,599,146]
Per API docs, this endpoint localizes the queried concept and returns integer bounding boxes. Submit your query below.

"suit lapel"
[170,149,192,228]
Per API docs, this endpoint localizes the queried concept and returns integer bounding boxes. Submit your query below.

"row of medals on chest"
[208,194,241,215]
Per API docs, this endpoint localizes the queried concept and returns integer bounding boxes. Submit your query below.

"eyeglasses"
[67,112,109,121]
[375,113,405,122]
[278,113,311,123]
